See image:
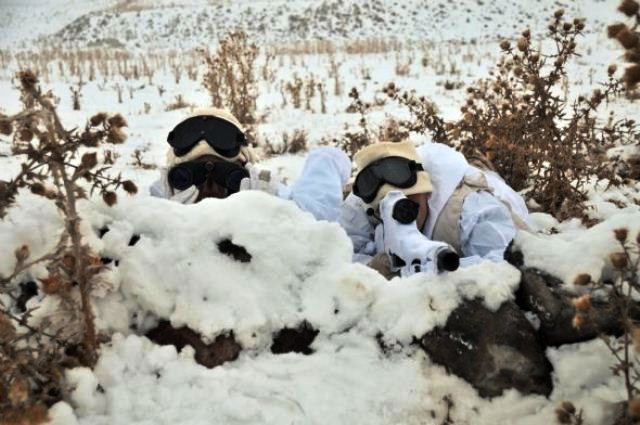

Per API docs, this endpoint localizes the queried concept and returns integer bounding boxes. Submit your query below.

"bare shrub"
[165,94,192,111]
[377,117,410,143]
[338,88,375,157]
[263,130,309,157]
[608,0,640,90]
[285,76,304,109]
[0,71,136,420]
[202,31,258,125]
[555,401,584,424]
[70,80,84,111]
[384,82,449,144]
[130,149,157,170]
[387,11,637,220]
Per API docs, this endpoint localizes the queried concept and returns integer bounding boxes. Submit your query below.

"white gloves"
[239,163,282,195]
[376,191,458,276]
[149,169,200,204]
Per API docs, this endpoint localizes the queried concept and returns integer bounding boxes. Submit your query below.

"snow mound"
[84,191,519,347]
[514,211,640,286]
[1,190,630,424]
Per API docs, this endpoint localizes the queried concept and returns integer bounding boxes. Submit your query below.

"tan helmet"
[166,107,257,167]
[354,140,432,208]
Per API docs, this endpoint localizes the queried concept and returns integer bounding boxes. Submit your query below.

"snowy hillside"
[0,0,623,49]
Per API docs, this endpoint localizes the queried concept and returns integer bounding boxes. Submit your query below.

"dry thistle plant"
[455,11,631,219]
[263,129,309,157]
[201,30,259,125]
[0,70,136,421]
[384,82,449,144]
[570,228,640,422]
[386,11,637,220]
[555,401,584,424]
[338,87,375,157]
[608,0,640,90]
[285,75,304,109]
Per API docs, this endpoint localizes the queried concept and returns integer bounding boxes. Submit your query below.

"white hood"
[417,143,474,238]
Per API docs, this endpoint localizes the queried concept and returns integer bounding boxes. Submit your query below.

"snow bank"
[2,190,633,424]
[514,211,640,286]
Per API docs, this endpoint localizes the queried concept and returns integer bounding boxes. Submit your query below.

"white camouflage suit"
[339,141,531,275]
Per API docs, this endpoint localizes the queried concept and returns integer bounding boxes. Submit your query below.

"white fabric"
[239,163,282,195]
[458,191,517,267]
[279,146,351,222]
[339,142,530,273]
[150,146,350,223]
[149,168,200,204]
[417,142,531,237]
[377,191,451,276]
[417,143,474,238]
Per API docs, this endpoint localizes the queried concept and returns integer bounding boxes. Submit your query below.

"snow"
[1,0,639,423]
[515,212,640,286]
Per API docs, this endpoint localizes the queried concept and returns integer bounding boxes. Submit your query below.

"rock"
[271,321,319,355]
[217,238,252,263]
[419,299,553,398]
[146,320,241,368]
[516,268,627,347]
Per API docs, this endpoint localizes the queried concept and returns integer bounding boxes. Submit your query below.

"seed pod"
[107,127,127,144]
[608,64,618,76]
[555,407,571,424]
[624,64,640,88]
[560,401,576,415]
[625,49,640,62]
[103,191,117,206]
[80,152,98,170]
[89,112,108,126]
[40,275,62,295]
[8,376,29,405]
[122,180,138,195]
[500,40,511,51]
[572,295,591,311]
[628,397,640,420]
[619,0,640,17]
[30,182,46,196]
[617,28,639,49]
[554,9,565,18]
[107,114,128,128]
[18,70,38,90]
[14,245,30,262]
[18,128,33,142]
[517,37,528,52]
[572,314,586,329]
[0,119,13,136]
[610,252,628,269]
[522,29,531,38]
[614,228,629,242]
[608,23,627,39]
[563,23,573,32]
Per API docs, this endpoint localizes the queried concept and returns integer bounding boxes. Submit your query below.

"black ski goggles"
[167,115,247,158]
[168,160,249,194]
[353,156,424,204]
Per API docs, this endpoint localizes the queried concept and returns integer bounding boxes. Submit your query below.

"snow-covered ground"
[1,0,640,424]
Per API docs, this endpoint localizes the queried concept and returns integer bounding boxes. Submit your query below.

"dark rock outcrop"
[146,320,241,368]
[271,321,319,355]
[516,268,625,346]
[420,299,553,398]
[217,239,252,263]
